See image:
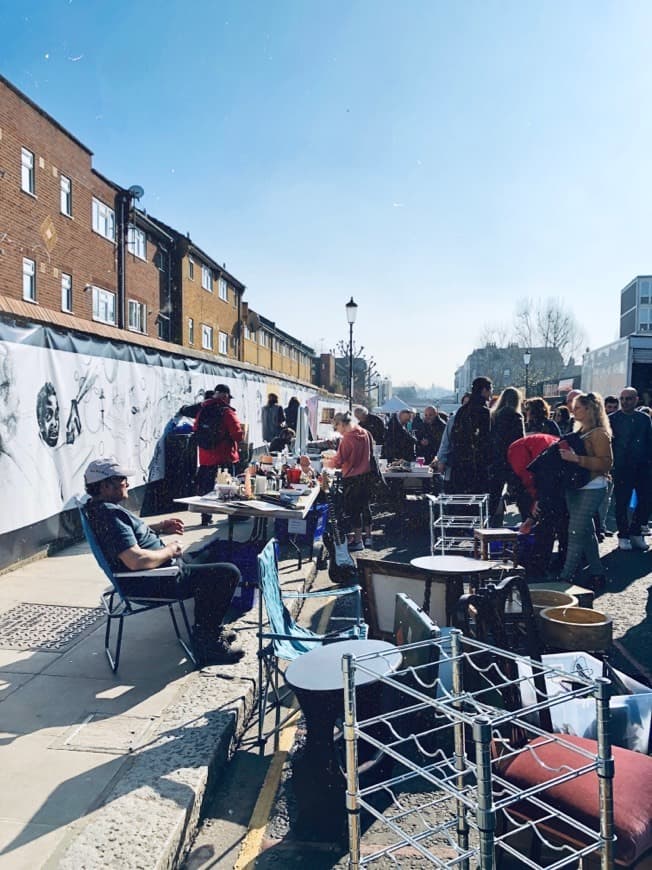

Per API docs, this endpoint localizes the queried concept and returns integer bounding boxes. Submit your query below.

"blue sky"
[3,0,652,388]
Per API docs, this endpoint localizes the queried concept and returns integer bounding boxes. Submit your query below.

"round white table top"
[285,639,402,692]
[410,555,501,574]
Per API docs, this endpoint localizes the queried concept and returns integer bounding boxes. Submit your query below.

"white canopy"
[374,395,414,414]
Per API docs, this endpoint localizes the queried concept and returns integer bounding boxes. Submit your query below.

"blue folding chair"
[256,537,367,752]
[78,504,196,672]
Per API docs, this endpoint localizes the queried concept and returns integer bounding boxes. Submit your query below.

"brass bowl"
[530,589,578,619]
[539,606,612,651]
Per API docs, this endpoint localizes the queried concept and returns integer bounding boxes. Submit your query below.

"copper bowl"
[539,606,612,651]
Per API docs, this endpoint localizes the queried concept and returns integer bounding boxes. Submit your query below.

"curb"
[49,562,317,869]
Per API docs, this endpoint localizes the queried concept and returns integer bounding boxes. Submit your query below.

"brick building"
[0,75,169,335]
[0,74,316,384]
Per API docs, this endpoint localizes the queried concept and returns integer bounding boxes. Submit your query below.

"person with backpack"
[193,384,244,526]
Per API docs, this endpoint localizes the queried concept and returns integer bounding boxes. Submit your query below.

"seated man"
[84,457,243,666]
[269,427,294,453]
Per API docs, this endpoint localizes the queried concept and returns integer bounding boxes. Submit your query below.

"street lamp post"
[523,348,531,398]
[345,297,358,411]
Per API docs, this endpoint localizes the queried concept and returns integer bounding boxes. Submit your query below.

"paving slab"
[0,510,317,869]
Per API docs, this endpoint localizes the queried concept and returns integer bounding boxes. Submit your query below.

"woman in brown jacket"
[558,392,613,591]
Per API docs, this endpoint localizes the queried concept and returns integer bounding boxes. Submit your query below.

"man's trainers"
[630,535,649,551]
[618,538,633,551]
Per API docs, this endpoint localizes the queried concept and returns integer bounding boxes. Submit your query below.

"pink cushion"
[496,734,652,865]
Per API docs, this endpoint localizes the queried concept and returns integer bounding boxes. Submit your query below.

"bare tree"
[477,322,514,347]
[513,297,584,363]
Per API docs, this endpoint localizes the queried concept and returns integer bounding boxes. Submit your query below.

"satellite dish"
[128,185,144,200]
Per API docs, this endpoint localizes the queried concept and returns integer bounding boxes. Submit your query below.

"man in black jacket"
[354,406,386,446]
[383,410,418,462]
[610,387,652,550]
[413,406,446,464]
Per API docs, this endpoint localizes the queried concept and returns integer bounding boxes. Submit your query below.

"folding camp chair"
[256,537,368,753]
[78,504,196,672]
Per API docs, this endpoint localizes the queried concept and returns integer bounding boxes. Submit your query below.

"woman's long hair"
[526,396,550,425]
[574,392,612,437]
[491,386,522,419]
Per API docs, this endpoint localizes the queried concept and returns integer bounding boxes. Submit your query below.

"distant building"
[454,344,564,397]
[620,275,652,337]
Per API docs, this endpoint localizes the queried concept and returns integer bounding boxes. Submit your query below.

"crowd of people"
[82,379,652,667]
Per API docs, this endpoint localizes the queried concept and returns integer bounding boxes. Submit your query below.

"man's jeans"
[613,467,650,538]
[117,541,240,632]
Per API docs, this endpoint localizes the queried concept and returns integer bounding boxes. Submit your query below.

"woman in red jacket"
[194,384,244,526]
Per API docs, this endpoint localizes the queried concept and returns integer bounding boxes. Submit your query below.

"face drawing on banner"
[36,382,60,447]
[0,343,19,459]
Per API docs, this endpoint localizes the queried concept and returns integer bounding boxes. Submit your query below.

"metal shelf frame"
[341,630,614,870]
[429,493,489,555]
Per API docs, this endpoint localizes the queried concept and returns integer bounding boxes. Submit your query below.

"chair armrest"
[114,567,180,579]
[281,585,361,600]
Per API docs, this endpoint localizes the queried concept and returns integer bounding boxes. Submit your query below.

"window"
[128,225,146,260]
[639,280,651,306]
[201,264,213,292]
[219,331,228,355]
[188,257,194,280]
[250,330,256,343]
[60,174,72,216]
[259,331,269,348]
[243,324,251,340]
[128,300,146,332]
[22,257,36,301]
[640,308,652,332]
[188,317,194,344]
[281,343,288,357]
[92,197,115,241]
[272,337,280,352]
[201,324,213,350]
[61,272,72,312]
[21,147,35,194]
[218,277,228,301]
[92,286,116,324]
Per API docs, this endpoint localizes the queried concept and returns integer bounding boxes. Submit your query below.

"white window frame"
[188,257,195,280]
[201,324,213,350]
[201,264,213,292]
[128,299,146,333]
[60,174,72,216]
[218,277,228,301]
[22,257,36,301]
[21,147,35,195]
[259,331,269,348]
[188,317,194,344]
[127,225,147,260]
[92,197,115,241]
[92,285,116,325]
[243,324,251,340]
[281,343,288,357]
[61,272,72,312]
[219,331,228,355]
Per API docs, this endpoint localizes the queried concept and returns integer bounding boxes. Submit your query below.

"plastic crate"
[206,538,266,613]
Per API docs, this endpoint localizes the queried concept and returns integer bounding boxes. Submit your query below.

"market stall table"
[285,638,402,837]
[175,484,320,542]
[410,554,505,624]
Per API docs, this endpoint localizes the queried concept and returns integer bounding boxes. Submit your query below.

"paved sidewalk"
[0,513,316,869]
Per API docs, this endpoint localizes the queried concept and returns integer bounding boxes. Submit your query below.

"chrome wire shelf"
[341,630,614,869]
[428,493,489,555]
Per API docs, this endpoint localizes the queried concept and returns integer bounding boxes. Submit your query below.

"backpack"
[195,401,226,450]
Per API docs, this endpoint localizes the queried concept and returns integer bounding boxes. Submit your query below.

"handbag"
[526,432,592,491]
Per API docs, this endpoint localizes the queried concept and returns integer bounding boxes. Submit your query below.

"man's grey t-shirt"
[86,500,164,572]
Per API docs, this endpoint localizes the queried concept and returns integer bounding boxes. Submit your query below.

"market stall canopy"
[374,396,414,414]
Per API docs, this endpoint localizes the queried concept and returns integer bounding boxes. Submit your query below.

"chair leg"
[105,614,124,673]
[168,601,197,666]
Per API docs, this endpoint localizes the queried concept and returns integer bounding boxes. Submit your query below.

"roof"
[145,214,246,291]
[258,315,315,355]
[0,73,92,156]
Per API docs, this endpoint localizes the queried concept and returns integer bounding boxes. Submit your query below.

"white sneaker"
[618,538,633,551]
[630,535,649,551]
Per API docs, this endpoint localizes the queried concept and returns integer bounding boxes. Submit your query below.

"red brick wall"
[0,79,162,331]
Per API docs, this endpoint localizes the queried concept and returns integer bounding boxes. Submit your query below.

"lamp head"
[345,296,358,324]
[523,349,531,366]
